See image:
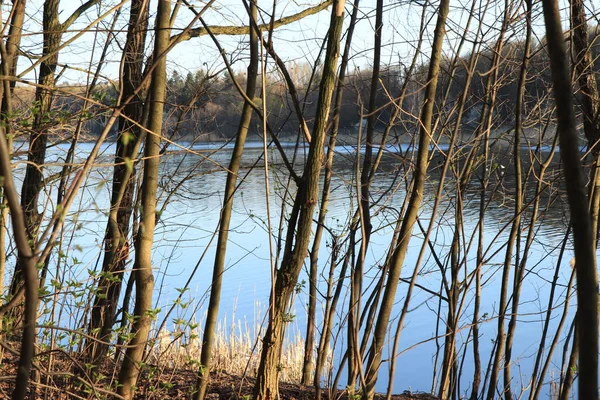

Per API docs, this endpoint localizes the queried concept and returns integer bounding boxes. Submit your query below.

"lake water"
[7,140,576,398]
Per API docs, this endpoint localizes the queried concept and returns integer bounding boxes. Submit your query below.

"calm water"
[7,140,575,398]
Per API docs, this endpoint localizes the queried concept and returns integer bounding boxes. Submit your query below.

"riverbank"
[0,339,438,399]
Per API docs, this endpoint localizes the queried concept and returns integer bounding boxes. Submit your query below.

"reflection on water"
[7,140,575,398]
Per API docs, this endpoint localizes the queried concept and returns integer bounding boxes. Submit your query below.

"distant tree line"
[14,28,599,144]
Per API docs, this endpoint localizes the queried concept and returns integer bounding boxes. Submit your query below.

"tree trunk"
[11,0,62,296]
[116,0,171,397]
[0,128,39,400]
[10,0,100,294]
[252,1,344,398]
[474,6,510,397]
[502,2,531,398]
[193,2,258,399]
[304,0,360,388]
[362,0,449,397]
[542,0,599,398]
[0,0,27,330]
[85,0,150,365]
[347,0,382,388]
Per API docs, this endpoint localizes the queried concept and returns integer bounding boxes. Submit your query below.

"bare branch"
[170,0,332,43]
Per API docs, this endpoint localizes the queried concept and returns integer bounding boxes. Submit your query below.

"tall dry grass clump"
[146,304,325,384]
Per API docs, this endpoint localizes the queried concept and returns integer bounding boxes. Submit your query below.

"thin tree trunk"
[542,1,599,398]
[362,0,449,397]
[0,0,26,329]
[10,0,100,294]
[478,5,511,397]
[10,0,61,294]
[193,2,258,399]
[559,318,578,400]
[502,2,531,397]
[116,0,171,397]
[252,0,344,397]
[0,8,38,395]
[0,129,39,400]
[85,0,150,365]
[570,0,600,205]
[346,0,383,388]
[388,4,478,397]
[531,231,575,400]
[303,0,360,387]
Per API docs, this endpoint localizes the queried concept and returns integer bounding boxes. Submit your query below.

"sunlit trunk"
[116,0,171,397]
[362,0,449,397]
[252,1,344,398]
[85,0,150,365]
[0,0,26,331]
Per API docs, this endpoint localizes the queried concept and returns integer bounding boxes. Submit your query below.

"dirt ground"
[0,345,438,400]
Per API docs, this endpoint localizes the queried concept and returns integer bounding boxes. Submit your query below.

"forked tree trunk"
[362,0,449,397]
[116,0,171,397]
[542,0,599,398]
[193,2,258,399]
[85,0,150,365]
[252,1,345,398]
[304,0,360,388]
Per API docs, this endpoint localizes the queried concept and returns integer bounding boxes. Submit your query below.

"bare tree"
[10,0,100,296]
[116,0,171,397]
[193,1,259,398]
[542,0,599,398]
[0,0,27,324]
[252,0,345,397]
[85,0,150,365]
[362,0,449,397]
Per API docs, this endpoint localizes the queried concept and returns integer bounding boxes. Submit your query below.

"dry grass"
[147,313,319,384]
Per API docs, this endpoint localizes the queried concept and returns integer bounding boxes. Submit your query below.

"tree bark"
[362,0,449,397]
[252,0,345,398]
[542,0,599,398]
[304,0,360,388]
[85,0,150,365]
[116,0,171,397]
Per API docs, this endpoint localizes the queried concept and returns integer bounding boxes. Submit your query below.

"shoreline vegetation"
[0,319,439,399]
[2,0,600,398]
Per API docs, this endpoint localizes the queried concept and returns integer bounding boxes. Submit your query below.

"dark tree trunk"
[542,0,599,398]
[116,0,171,397]
[85,0,150,365]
